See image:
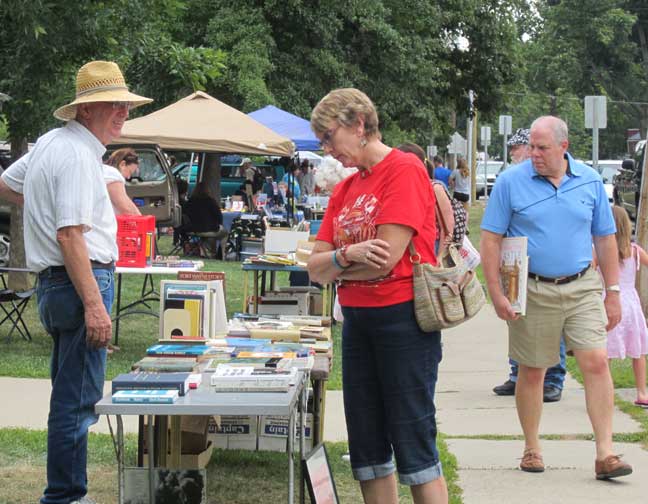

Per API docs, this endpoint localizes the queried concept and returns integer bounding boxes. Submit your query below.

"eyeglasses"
[321,125,340,149]
[111,101,132,111]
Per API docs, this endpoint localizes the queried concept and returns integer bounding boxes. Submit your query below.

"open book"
[500,236,529,315]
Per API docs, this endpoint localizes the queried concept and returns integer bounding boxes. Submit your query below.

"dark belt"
[39,260,115,276]
[528,265,590,285]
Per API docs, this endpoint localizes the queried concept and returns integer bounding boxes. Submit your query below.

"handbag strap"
[432,182,451,236]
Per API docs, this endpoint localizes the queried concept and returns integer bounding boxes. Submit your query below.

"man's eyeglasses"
[321,125,340,148]
[111,101,132,111]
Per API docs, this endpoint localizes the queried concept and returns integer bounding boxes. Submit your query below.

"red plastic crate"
[117,214,155,235]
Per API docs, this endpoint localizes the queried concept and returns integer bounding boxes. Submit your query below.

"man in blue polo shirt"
[481,116,632,480]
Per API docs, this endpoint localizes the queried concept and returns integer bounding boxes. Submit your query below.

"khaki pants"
[508,268,607,368]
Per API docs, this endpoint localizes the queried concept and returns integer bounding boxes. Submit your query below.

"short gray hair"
[531,116,568,144]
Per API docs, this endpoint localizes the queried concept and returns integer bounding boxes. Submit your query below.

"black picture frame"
[302,443,339,504]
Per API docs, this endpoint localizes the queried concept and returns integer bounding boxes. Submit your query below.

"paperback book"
[112,389,179,404]
[132,356,198,373]
[500,236,529,316]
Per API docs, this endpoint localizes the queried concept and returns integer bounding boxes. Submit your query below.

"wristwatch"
[605,284,621,293]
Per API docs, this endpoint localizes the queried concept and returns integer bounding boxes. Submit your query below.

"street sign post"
[584,95,607,171]
[499,115,512,171]
[480,126,492,199]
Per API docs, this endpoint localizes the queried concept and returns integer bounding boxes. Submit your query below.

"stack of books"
[159,277,227,341]
[111,371,198,403]
[209,364,299,393]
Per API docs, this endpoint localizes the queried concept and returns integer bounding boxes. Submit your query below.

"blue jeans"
[510,337,567,389]
[37,267,114,504]
[341,301,443,486]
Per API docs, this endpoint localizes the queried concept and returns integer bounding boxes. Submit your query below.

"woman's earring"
[360,137,368,147]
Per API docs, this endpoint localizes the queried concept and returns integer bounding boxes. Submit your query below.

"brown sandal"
[520,448,545,473]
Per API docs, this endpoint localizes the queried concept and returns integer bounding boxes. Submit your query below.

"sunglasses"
[321,125,340,148]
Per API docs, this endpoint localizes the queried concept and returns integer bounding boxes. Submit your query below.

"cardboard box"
[309,292,323,316]
[180,415,210,454]
[207,415,258,451]
[264,229,310,254]
[180,441,214,469]
[258,414,313,453]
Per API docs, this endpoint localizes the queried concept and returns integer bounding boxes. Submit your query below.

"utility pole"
[636,133,648,316]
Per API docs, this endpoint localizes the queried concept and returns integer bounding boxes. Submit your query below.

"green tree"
[184,0,521,149]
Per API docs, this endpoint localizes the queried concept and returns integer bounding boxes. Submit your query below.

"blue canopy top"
[248,105,320,151]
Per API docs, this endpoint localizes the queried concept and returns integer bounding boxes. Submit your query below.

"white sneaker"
[70,497,97,504]
[341,453,350,462]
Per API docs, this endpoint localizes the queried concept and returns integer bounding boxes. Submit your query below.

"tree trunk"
[8,136,29,291]
[203,153,222,201]
[636,128,648,316]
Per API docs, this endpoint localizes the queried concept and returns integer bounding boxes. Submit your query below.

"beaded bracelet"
[332,250,350,270]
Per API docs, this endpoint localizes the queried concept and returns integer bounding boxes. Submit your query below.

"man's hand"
[492,293,520,321]
[604,292,621,331]
[84,302,112,349]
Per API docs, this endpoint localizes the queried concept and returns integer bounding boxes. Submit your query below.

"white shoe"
[341,453,350,462]
[70,497,97,504]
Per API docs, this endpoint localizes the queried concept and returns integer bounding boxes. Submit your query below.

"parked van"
[613,144,644,220]
[105,144,182,228]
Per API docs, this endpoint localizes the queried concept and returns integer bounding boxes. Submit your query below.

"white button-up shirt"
[22,120,117,272]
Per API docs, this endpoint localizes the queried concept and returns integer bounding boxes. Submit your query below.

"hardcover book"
[112,389,179,404]
[132,357,199,373]
[500,236,529,316]
[111,372,192,396]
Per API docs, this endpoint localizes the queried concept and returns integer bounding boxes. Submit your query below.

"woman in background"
[105,148,141,215]
[449,158,471,218]
[398,143,455,255]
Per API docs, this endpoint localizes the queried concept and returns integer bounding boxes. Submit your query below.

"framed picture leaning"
[302,443,339,504]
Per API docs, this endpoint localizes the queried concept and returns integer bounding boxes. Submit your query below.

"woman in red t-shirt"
[307,89,448,504]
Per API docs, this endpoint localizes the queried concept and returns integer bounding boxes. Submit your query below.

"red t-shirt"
[316,148,437,307]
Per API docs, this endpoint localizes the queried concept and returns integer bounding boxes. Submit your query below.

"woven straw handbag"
[410,242,486,332]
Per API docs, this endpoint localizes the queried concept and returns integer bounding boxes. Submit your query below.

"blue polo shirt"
[481,153,615,278]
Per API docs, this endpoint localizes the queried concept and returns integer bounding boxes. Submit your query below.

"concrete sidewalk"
[437,304,648,504]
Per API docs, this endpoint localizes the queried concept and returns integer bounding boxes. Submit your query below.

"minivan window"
[137,150,166,181]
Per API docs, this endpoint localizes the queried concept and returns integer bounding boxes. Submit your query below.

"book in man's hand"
[499,236,529,316]
[111,372,192,396]
[112,389,179,404]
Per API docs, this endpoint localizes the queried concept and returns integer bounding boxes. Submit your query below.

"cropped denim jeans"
[341,300,443,486]
[37,267,114,504]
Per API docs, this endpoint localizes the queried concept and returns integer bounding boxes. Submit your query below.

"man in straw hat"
[10,60,150,504]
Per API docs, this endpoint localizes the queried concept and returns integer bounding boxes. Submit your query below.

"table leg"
[253,271,259,314]
[117,415,125,504]
[299,373,308,504]
[312,378,326,445]
[169,416,182,468]
[242,270,249,313]
[288,406,295,504]
[114,273,123,346]
[147,415,155,504]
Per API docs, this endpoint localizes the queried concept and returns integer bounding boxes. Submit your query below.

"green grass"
[0,429,461,503]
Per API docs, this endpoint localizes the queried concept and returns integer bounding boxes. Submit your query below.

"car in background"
[475,160,504,197]
[587,159,623,205]
[105,144,181,228]
[613,147,644,219]
[171,160,286,199]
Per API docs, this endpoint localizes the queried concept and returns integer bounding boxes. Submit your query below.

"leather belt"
[528,265,590,285]
[39,260,115,276]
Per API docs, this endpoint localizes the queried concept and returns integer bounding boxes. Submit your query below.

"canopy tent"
[248,105,320,151]
[115,91,294,156]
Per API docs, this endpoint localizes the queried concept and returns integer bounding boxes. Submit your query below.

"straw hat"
[53,60,152,121]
